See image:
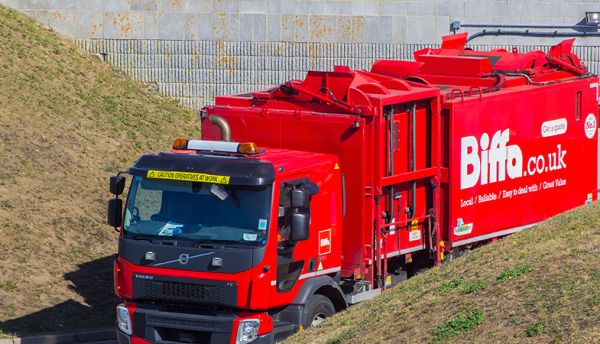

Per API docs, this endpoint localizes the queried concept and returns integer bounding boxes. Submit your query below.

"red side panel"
[447,79,599,248]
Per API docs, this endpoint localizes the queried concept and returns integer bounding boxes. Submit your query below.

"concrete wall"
[5,0,600,45]
[75,39,600,109]
[3,0,600,108]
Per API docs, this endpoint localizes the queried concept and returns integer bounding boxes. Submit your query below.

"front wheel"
[302,294,335,329]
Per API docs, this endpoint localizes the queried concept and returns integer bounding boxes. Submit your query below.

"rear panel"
[448,79,599,248]
[379,102,435,260]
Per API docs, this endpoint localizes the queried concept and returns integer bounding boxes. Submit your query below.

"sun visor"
[129,152,275,186]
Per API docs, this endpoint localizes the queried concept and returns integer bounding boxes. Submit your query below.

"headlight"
[236,319,260,343]
[117,305,133,335]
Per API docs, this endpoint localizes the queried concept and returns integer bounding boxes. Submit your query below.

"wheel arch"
[292,274,348,313]
[313,284,347,313]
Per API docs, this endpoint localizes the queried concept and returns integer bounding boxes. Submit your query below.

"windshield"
[123,176,272,246]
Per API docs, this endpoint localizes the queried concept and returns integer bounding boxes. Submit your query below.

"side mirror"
[108,198,123,229]
[110,176,126,195]
[291,189,309,208]
[290,213,310,241]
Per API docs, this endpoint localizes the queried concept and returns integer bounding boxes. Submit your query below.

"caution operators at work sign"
[146,170,230,184]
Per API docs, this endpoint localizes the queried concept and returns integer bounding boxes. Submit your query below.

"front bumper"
[117,328,284,344]
[116,305,295,344]
[119,306,234,344]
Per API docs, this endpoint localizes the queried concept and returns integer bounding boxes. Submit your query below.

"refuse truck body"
[108,34,599,344]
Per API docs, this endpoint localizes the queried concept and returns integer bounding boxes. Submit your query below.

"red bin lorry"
[108,34,599,344]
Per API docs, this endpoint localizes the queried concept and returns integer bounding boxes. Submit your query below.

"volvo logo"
[152,251,216,267]
[134,274,153,280]
[178,254,189,265]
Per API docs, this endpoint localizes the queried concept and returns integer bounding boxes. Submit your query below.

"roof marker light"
[238,142,259,154]
[173,139,260,155]
[172,138,189,150]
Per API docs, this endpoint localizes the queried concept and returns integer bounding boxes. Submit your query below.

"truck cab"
[109,138,346,344]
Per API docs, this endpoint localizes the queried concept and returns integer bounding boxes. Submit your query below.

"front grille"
[147,316,219,330]
[141,280,227,305]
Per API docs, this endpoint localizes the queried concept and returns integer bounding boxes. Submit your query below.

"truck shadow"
[0,255,121,336]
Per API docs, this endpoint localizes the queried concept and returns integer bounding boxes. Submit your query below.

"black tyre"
[302,294,335,329]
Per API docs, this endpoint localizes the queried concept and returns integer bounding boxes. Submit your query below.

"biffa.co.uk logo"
[461,128,568,190]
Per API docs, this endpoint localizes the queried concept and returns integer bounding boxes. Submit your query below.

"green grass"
[436,277,465,294]
[495,263,532,282]
[1,282,17,292]
[430,310,486,343]
[524,322,546,337]
[463,280,486,294]
[0,330,17,339]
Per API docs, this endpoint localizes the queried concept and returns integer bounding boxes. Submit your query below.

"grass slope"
[286,201,600,344]
[0,5,199,336]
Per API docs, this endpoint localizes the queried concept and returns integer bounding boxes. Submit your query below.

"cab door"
[270,176,317,306]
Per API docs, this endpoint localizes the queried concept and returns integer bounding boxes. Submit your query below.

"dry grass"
[286,202,600,344]
[0,4,200,336]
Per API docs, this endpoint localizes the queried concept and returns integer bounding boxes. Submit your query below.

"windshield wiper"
[194,239,243,248]
[126,234,197,247]
[126,233,157,242]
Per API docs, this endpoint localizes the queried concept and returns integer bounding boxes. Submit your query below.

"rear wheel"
[302,294,335,329]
